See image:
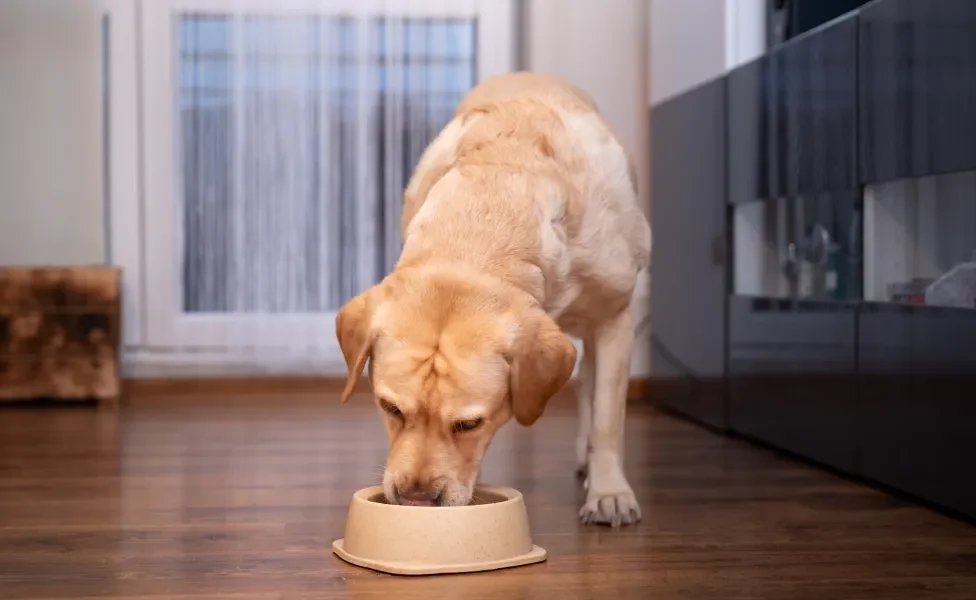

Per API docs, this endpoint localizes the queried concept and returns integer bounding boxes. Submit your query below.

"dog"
[335,72,651,527]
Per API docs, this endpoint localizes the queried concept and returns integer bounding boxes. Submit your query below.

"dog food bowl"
[332,484,547,576]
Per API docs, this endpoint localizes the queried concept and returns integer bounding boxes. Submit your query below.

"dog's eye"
[379,400,403,419]
[454,417,484,433]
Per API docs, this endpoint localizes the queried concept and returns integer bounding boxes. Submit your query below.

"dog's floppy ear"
[335,289,377,403]
[508,308,577,426]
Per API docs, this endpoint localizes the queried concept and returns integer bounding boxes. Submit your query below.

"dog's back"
[455,71,598,115]
[399,71,650,330]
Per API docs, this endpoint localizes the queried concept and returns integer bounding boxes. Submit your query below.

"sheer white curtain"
[179,9,474,313]
[130,0,509,374]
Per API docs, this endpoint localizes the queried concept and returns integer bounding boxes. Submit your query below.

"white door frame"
[108,0,514,365]
[100,0,143,351]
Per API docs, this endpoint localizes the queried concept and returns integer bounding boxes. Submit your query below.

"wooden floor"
[1,394,974,599]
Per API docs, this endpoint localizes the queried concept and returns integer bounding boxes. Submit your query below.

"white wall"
[649,0,766,106]
[524,0,652,376]
[526,0,650,216]
[0,0,105,266]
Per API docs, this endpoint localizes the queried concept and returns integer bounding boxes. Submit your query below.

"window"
[734,193,862,301]
[106,0,515,366]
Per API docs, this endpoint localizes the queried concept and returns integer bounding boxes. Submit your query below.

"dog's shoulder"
[401,121,462,234]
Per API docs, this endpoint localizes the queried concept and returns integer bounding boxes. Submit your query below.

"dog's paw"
[579,450,641,527]
[578,491,642,527]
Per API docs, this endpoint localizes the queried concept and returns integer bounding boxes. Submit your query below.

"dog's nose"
[396,486,439,507]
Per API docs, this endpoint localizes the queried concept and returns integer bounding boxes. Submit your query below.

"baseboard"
[122,376,652,405]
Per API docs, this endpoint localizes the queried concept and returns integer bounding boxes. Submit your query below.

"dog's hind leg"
[575,337,596,478]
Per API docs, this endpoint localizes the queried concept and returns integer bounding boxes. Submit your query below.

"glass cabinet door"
[733,192,862,302]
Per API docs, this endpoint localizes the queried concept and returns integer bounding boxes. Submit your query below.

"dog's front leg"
[578,307,641,527]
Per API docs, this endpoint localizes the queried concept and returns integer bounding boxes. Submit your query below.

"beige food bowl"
[332,484,547,576]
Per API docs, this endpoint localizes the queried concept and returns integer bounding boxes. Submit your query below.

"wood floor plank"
[0,394,973,599]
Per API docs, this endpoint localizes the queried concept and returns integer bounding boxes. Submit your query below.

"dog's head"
[335,269,576,507]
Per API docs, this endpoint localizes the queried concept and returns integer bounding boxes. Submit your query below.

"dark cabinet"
[728,14,858,204]
[651,0,976,521]
[727,58,765,205]
[906,309,976,517]
[857,0,976,518]
[728,296,858,473]
[859,304,976,517]
[775,14,858,197]
[726,13,861,467]
[860,0,976,182]
[727,188,861,473]
[649,79,728,430]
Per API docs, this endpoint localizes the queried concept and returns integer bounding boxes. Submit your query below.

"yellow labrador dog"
[336,72,651,526]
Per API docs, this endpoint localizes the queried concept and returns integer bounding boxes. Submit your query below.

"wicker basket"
[0,266,121,405]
